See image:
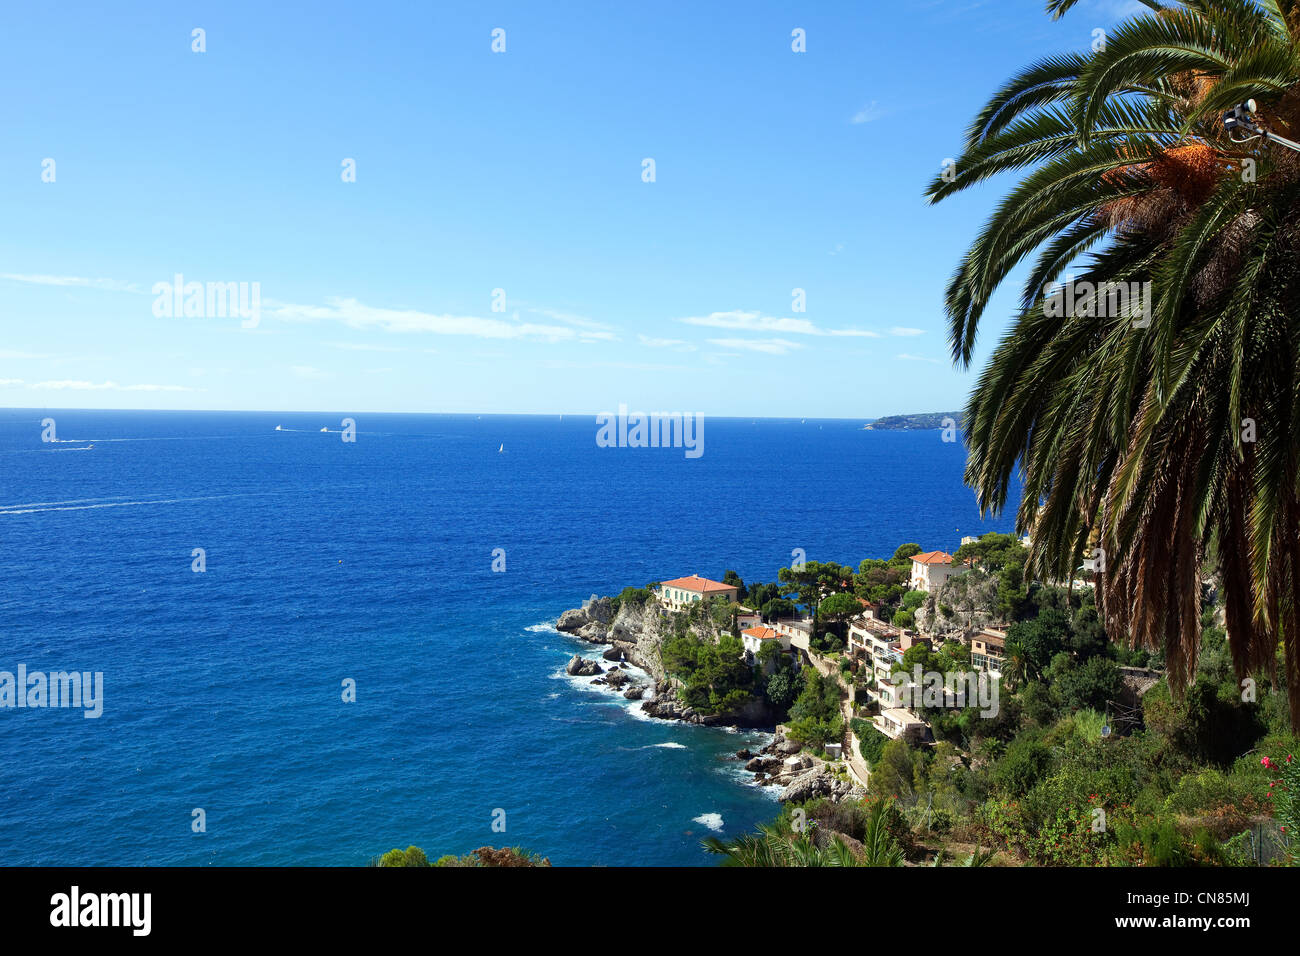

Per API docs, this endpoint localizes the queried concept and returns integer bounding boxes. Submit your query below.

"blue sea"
[0,410,1015,866]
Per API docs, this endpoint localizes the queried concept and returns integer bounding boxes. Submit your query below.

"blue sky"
[0,0,1144,417]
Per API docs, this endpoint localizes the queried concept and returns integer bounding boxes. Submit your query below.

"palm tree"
[702,800,905,866]
[859,798,907,866]
[930,845,997,867]
[1003,637,1031,690]
[927,0,1300,730]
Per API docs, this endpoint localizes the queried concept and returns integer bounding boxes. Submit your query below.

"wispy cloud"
[525,306,616,336]
[680,310,878,338]
[637,334,696,351]
[265,297,613,343]
[28,380,198,391]
[890,327,926,337]
[0,349,50,359]
[851,101,887,124]
[326,341,403,353]
[0,378,24,386]
[897,353,943,364]
[1,273,143,294]
[538,359,695,372]
[708,338,805,355]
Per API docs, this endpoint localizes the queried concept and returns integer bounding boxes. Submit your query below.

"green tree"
[818,591,862,643]
[377,846,430,867]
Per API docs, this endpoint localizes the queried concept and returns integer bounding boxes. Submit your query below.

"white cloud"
[897,353,943,364]
[264,297,612,343]
[326,342,402,352]
[708,338,805,355]
[1,273,142,293]
[526,306,615,335]
[637,334,696,351]
[0,350,49,359]
[680,310,878,338]
[851,101,887,124]
[890,327,926,337]
[28,380,197,391]
[0,378,24,386]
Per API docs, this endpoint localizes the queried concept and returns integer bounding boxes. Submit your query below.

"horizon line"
[0,405,962,422]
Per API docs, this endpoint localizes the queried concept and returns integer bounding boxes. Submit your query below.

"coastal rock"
[640,697,697,722]
[623,685,647,700]
[581,595,614,624]
[559,593,778,728]
[779,769,866,805]
[556,608,589,633]
[604,670,632,689]
[575,622,609,643]
[736,749,754,760]
[565,655,604,677]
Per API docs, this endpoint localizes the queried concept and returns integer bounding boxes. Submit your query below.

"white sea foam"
[693,813,724,832]
[0,493,254,516]
[0,496,135,510]
[651,742,686,750]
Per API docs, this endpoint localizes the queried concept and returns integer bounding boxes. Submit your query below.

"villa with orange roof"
[657,575,740,612]
[740,624,791,662]
[909,550,962,593]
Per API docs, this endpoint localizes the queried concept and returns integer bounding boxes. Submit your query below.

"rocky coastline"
[556,594,863,803]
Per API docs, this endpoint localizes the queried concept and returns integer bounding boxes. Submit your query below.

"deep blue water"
[0,410,1016,866]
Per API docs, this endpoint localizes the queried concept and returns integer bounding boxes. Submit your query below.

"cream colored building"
[874,707,929,742]
[657,575,740,611]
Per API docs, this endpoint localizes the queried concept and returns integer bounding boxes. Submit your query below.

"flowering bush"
[1262,754,1299,865]
[978,793,1142,865]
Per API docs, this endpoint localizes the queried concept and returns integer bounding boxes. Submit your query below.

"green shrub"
[992,733,1051,797]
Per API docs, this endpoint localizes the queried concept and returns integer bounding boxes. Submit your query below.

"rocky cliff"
[556,594,776,728]
[913,568,1004,642]
[556,595,669,682]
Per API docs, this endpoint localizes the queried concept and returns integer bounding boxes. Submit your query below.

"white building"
[909,550,960,593]
[874,707,929,742]
[741,625,790,660]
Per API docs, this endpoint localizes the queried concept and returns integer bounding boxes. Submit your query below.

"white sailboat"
[498,443,504,453]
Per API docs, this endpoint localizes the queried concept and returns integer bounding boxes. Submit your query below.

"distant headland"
[863,411,965,431]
